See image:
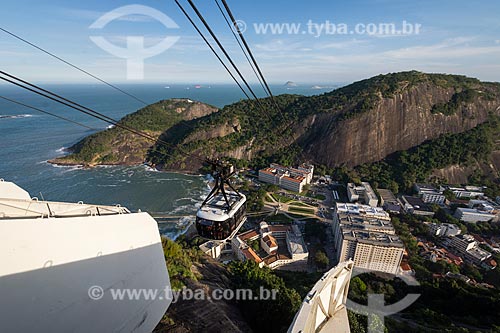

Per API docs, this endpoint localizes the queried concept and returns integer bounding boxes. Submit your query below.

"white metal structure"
[0,179,171,333]
[288,261,354,333]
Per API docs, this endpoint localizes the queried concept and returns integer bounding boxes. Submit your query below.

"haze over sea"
[0,83,335,238]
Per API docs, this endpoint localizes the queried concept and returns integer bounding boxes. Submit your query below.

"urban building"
[449,234,492,265]
[232,222,308,270]
[347,182,378,207]
[465,247,492,265]
[333,203,394,235]
[468,200,498,213]
[428,223,462,237]
[414,183,446,204]
[450,234,477,253]
[400,195,435,216]
[446,186,485,199]
[332,203,404,274]
[418,241,464,266]
[337,230,404,274]
[378,188,402,213]
[258,163,314,193]
[454,207,496,223]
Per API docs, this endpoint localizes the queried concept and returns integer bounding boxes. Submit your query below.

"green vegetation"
[146,71,495,170]
[431,89,478,115]
[246,187,267,212]
[274,270,323,298]
[348,267,500,332]
[269,192,293,203]
[264,194,274,203]
[55,99,209,165]
[288,206,315,214]
[307,193,326,200]
[161,237,201,290]
[314,250,329,269]
[350,115,500,193]
[228,260,302,332]
[248,239,260,252]
[265,213,293,223]
[289,201,312,208]
[55,71,499,174]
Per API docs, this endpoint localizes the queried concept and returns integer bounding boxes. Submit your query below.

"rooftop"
[197,192,246,221]
[287,231,308,255]
[401,196,433,212]
[466,247,491,261]
[343,229,404,248]
[456,207,495,216]
[335,203,390,220]
[282,175,305,183]
[242,248,262,263]
[337,213,395,233]
[239,230,259,241]
[378,188,398,203]
[415,183,440,192]
[263,235,278,248]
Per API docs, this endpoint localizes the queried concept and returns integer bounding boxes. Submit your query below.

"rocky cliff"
[52,71,500,175]
[301,81,500,167]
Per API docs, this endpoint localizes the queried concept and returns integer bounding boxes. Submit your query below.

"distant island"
[284,81,298,87]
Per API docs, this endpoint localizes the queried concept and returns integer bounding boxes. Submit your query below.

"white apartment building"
[449,234,492,265]
[428,223,461,237]
[450,234,477,253]
[347,182,378,207]
[414,183,446,204]
[332,203,404,274]
[447,186,485,199]
[338,230,404,275]
[259,163,314,193]
[454,207,496,223]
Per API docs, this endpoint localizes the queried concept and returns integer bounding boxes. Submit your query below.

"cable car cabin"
[196,191,246,240]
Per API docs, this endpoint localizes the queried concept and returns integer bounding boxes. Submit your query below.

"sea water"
[0,83,335,238]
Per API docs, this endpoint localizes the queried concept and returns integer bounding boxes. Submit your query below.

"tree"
[228,260,302,332]
[315,250,329,270]
[461,263,483,282]
[350,276,367,299]
[266,184,280,192]
[249,239,260,252]
[348,311,367,333]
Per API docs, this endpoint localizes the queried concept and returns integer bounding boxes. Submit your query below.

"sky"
[1,0,499,84]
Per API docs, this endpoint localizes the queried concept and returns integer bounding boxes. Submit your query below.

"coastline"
[47,159,205,177]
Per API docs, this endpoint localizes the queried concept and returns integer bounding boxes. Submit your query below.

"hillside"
[50,99,218,167]
[52,71,500,178]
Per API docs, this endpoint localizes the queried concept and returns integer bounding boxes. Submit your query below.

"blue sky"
[1,0,499,84]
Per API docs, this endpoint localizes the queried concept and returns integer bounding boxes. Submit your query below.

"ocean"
[0,83,336,239]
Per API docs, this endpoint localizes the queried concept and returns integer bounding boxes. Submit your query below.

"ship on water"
[0,178,172,333]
